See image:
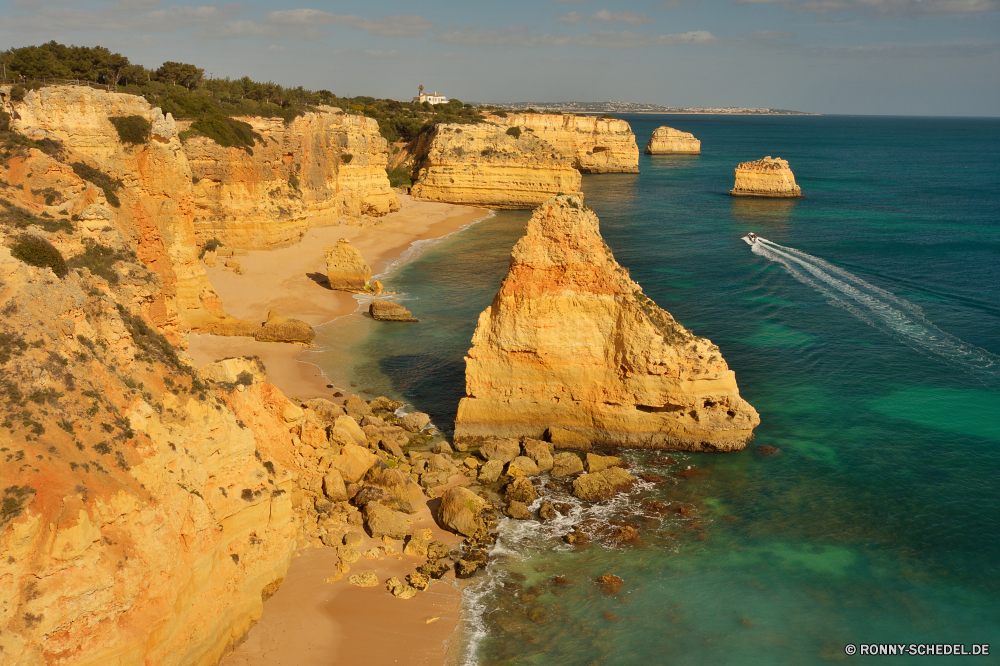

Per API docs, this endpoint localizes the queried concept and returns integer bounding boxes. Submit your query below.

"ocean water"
[310,115,1000,664]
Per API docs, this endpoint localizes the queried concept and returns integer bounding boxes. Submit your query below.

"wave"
[747,236,1000,381]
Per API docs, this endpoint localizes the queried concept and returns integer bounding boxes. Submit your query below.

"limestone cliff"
[409,123,582,209]
[730,156,801,198]
[454,195,760,451]
[185,110,400,249]
[7,85,227,339]
[645,126,701,155]
[0,220,301,665]
[485,113,639,173]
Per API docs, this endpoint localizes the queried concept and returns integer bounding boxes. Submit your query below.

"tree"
[154,61,203,89]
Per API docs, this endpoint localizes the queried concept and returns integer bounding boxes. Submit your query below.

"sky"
[1,0,998,115]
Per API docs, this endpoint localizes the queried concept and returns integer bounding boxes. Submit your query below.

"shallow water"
[314,115,1000,664]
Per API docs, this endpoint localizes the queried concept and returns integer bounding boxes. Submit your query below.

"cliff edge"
[645,126,701,155]
[485,112,639,173]
[409,123,582,209]
[730,156,801,198]
[454,195,760,451]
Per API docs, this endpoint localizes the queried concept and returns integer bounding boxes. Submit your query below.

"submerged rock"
[572,467,636,502]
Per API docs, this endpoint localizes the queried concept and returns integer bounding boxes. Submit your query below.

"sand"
[188,195,488,401]
[193,197,487,666]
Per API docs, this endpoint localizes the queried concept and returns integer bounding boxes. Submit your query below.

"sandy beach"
[189,196,486,666]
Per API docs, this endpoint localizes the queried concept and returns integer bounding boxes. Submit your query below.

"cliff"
[485,113,639,173]
[454,195,760,451]
[7,85,228,340]
[730,156,801,198]
[645,126,701,155]
[185,110,400,249]
[0,219,300,665]
[409,123,582,209]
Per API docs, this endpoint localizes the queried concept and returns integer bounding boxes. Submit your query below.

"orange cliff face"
[9,85,226,340]
[409,123,582,209]
[0,223,300,666]
[485,112,640,173]
[184,109,400,249]
[454,195,760,451]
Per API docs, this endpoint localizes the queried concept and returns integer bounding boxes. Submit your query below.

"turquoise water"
[313,115,1000,664]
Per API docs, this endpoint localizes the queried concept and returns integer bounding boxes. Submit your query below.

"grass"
[9,234,67,277]
[108,115,151,145]
[0,200,73,233]
[67,241,137,284]
[70,162,122,208]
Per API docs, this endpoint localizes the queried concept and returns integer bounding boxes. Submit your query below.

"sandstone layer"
[645,127,701,155]
[0,220,300,666]
[486,113,639,173]
[730,156,801,198]
[454,195,760,451]
[409,123,582,209]
[8,85,227,339]
[324,238,372,292]
[185,109,400,249]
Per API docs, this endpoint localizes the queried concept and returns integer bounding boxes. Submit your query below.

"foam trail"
[749,237,999,380]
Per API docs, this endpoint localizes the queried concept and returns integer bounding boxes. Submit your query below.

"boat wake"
[746,236,999,381]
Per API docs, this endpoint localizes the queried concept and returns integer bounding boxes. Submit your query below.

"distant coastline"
[474,101,819,115]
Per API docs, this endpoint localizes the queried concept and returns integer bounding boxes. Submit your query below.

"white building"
[413,90,448,105]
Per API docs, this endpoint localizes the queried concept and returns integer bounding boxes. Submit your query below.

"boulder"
[325,239,373,292]
[407,572,430,590]
[547,427,592,451]
[361,414,385,427]
[365,468,425,514]
[584,453,625,473]
[337,545,361,563]
[438,486,488,536]
[433,441,453,455]
[427,454,453,473]
[345,395,373,420]
[417,560,450,580]
[343,531,364,547]
[385,576,418,599]
[322,470,348,502]
[328,444,379,483]
[304,398,345,422]
[363,502,411,539]
[455,550,489,578]
[199,356,265,385]
[370,396,404,413]
[506,456,539,478]
[504,500,531,520]
[478,460,504,483]
[370,299,418,322]
[463,456,481,470]
[400,412,431,432]
[254,310,315,343]
[479,438,520,464]
[551,452,584,477]
[571,467,636,502]
[538,501,557,521]
[348,572,379,587]
[595,574,623,595]
[522,439,554,472]
[403,528,433,557]
[504,477,538,504]
[426,541,450,560]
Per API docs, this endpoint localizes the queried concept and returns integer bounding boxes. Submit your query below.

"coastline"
[188,196,488,666]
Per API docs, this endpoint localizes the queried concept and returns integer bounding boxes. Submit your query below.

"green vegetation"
[0,200,73,233]
[0,331,28,364]
[386,166,413,188]
[9,234,67,277]
[0,109,9,132]
[341,153,353,164]
[67,240,137,284]
[108,115,151,145]
[506,127,522,139]
[1,485,36,525]
[199,237,223,259]
[70,162,122,208]
[181,116,260,153]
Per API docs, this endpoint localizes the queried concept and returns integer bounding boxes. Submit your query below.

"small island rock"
[325,239,373,292]
[645,126,700,155]
[730,156,801,198]
[370,299,418,322]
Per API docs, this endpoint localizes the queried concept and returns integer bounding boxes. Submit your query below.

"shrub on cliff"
[109,115,151,145]
[9,234,68,278]
[68,241,137,284]
[0,110,9,132]
[71,162,122,208]
[181,116,260,154]
[506,127,522,139]
[386,166,412,188]
[0,200,72,233]
[341,153,353,164]
[10,85,26,103]
[199,237,223,259]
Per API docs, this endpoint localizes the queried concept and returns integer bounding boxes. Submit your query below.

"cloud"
[737,0,998,14]
[437,26,714,48]
[743,30,796,40]
[559,9,654,24]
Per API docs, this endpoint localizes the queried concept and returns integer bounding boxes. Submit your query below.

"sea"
[304,114,1000,665]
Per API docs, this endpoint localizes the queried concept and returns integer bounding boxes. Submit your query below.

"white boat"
[741,232,758,246]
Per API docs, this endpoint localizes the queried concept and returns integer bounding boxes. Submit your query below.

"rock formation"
[409,123,582,209]
[645,127,701,155]
[7,85,228,340]
[730,156,801,198]
[185,110,400,249]
[324,239,373,292]
[454,195,760,451]
[254,310,316,343]
[486,112,639,173]
[369,299,418,322]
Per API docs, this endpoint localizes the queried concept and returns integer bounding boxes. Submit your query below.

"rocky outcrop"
[185,109,400,249]
[486,113,639,173]
[454,195,760,451]
[730,156,801,198]
[253,310,315,343]
[0,223,300,666]
[324,238,372,292]
[409,123,582,209]
[645,127,701,155]
[369,299,418,322]
[8,85,227,341]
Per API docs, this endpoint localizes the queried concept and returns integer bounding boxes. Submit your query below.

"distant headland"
[472,101,818,115]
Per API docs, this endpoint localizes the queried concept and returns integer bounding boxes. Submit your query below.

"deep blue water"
[310,115,1000,664]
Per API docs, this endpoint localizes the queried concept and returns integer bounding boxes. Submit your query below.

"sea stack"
[730,156,801,197]
[454,195,760,451]
[645,127,701,154]
[324,238,373,291]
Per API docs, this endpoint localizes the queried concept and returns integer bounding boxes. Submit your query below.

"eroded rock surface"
[325,239,372,292]
[645,126,701,155]
[454,195,760,451]
[730,156,801,198]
